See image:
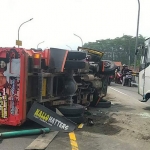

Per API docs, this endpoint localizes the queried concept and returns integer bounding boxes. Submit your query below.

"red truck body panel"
[0,48,28,125]
[0,47,69,126]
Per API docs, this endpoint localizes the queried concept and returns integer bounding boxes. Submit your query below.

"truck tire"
[90,90,99,107]
[65,115,84,124]
[101,76,108,96]
[100,60,117,75]
[57,104,85,116]
[67,51,86,60]
[99,99,109,102]
[96,100,111,108]
[65,60,86,69]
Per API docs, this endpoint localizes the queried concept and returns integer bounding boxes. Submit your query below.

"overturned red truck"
[0,47,116,126]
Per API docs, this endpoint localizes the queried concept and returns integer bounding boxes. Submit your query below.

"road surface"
[0,83,150,150]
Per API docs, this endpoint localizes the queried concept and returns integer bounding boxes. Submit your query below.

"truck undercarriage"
[0,47,116,126]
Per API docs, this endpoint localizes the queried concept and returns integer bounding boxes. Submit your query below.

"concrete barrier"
[131,76,138,87]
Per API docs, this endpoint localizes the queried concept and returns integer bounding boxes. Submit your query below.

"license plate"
[126,75,132,78]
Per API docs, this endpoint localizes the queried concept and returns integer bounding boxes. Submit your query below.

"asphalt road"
[0,83,150,150]
[109,82,150,105]
[109,82,141,100]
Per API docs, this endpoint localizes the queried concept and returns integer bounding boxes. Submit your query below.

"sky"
[0,0,150,50]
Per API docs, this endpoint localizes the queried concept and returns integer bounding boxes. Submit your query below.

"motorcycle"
[123,71,132,87]
[115,71,122,84]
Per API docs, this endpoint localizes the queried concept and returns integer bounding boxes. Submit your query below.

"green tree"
[83,35,145,66]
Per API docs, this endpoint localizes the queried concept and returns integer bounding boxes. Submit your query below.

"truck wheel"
[100,60,117,75]
[57,104,85,116]
[90,90,99,107]
[65,115,85,124]
[65,60,86,69]
[67,51,86,60]
[100,99,107,102]
[96,100,111,108]
[101,77,108,96]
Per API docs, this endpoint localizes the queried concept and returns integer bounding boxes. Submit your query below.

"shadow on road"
[80,89,139,136]
[0,120,42,133]
[80,112,123,136]
[110,103,135,112]
[143,106,150,111]
[81,102,134,136]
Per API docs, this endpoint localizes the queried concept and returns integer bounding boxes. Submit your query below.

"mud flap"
[27,102,76,132]
[49,48,68,72]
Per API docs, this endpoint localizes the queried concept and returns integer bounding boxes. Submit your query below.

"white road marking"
[138,112,150,118]
[109,87,139,102]
[109,87,128,96]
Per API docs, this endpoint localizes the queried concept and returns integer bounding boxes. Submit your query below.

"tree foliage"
[83,35,145,66]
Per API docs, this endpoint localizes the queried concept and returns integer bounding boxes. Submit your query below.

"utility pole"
[133,0,140,71]
[128,39,131,68]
